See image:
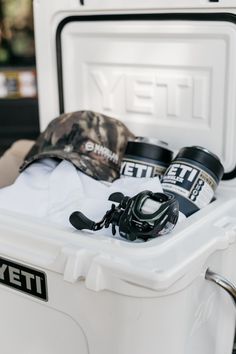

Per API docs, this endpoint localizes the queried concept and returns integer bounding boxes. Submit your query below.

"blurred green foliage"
[0,0,35,66]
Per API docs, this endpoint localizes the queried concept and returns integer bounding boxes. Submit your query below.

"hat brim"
[19,150,120,182]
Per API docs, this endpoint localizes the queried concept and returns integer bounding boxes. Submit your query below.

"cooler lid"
[56,13,236,179]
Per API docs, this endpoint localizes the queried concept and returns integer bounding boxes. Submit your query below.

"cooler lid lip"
[55,12,236,181]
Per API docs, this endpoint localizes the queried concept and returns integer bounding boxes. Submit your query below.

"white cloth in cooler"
[0,159,185,238]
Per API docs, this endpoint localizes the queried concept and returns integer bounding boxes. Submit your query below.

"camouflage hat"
[20,111,135,182]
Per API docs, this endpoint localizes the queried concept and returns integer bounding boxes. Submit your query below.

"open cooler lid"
[55,13,236,179]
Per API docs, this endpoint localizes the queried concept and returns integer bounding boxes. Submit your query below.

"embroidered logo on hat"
[84,141,119,164]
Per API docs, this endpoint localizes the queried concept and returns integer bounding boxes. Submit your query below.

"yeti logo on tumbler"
[161,146,224,216]
[121,137,173,178]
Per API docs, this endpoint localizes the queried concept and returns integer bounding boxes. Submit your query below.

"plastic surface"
[34,1,236,175]
[0,185,235,293]
[0,1,235,353]
[0,185,236,354]
[60,19,236,174]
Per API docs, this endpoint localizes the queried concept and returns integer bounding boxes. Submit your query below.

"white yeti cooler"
[1,0,236,353]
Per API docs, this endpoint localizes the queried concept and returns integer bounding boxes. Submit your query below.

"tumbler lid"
[176,146,224,181]
[125,139,173,165]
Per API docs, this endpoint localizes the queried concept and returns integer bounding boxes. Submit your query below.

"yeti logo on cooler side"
[0,257,48,301]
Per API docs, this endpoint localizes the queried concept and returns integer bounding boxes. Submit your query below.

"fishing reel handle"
[69,211,95,231]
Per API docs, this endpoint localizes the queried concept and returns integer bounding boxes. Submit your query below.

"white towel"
[0,158,185,238]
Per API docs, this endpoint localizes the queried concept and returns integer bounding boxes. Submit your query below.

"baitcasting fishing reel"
[69,190,179,241]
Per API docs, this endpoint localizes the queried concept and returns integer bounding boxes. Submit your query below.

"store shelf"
[0,68,37,99]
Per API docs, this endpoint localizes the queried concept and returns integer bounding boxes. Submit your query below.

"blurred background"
[0,0,39,156]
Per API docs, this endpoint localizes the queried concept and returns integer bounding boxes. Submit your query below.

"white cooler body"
[1,1,236,353]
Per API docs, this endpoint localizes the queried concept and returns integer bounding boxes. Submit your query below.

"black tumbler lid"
[125,141,173,165]
[176,146,224,180]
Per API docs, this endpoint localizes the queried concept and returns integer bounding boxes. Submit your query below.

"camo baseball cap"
[20,111,135,182]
